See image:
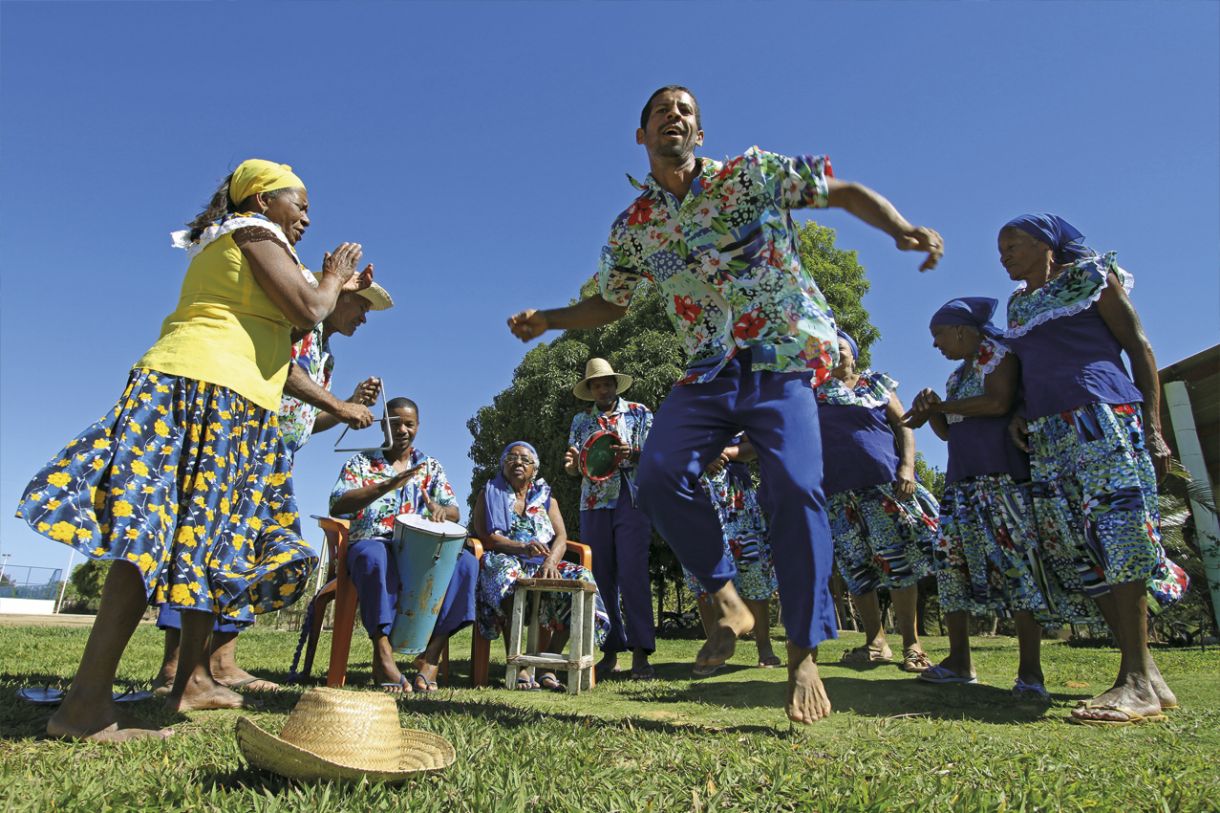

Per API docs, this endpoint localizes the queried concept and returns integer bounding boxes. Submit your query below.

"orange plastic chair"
[295,517,348,682]
[469,536,594,688]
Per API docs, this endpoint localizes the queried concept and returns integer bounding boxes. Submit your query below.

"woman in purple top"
[816,331,939,674]
[906,298,1088,697]
[999,214,1188,725]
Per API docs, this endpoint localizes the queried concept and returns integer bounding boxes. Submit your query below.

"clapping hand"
[322,243,363,284]
[507,309,549,341]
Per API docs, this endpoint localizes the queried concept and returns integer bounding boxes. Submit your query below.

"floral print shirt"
[598,147,839,386]
[278,324,334,454]
[329,448,457,542]
[567,397,653,511]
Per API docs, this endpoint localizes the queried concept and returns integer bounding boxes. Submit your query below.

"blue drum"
[388,514,468,656]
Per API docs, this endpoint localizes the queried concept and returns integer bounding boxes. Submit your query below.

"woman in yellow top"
[16,159,367,741]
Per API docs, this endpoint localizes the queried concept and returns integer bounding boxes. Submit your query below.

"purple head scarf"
[929,297,1002,338]
[1002,213,1093,265]
[835,328,859,361]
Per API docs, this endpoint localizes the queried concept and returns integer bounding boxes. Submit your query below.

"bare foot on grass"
[48,701,173,742]
[1148,659,1178,709]
[167,675,246,712]
[786,643,832,724]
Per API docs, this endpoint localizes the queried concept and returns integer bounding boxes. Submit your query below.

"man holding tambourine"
[564,358,656,680]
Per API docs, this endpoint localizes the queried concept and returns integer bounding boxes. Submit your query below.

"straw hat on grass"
[236,688,454,783]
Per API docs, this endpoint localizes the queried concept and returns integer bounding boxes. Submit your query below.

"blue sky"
[2,2,1217,575]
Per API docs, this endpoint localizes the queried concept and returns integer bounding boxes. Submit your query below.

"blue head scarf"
[929,297,1003,338]
[835,328,859,361]
[483,441,549,536]
[1002,213,1093,265]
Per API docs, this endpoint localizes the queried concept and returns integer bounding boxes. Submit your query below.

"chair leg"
[301,592,334,680]
[506,588,528,689]
[327,576,358,688]
[568,590,585,696]
[472,629,490,688]
[584,590,597,691]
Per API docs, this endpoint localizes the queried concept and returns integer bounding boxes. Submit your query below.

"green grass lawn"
[1,622,1217,812]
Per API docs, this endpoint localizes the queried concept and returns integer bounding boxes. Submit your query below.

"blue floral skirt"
[1028,402,1188,611]
[682,526,777,602]
[476,551,609,646]
[15,369,317,624]
[829,482,938,595]
[935,474,1093,622]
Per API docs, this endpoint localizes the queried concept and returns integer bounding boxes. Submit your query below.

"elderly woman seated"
[472,441,610,691]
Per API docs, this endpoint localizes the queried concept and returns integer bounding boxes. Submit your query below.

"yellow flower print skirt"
[16,368,316,624]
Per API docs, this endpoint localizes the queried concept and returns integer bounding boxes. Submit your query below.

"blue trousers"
[156,605,243,635]
[636,351,838,650]
[580,497,656,655]
[347,538,477,642]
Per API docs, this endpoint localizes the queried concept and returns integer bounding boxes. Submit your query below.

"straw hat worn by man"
[564,358,655,680]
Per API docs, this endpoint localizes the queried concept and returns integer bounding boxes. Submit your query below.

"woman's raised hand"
[342,263,374,293]
[508,309,549,341]
[322,243,363,284]
[895,226,944,272]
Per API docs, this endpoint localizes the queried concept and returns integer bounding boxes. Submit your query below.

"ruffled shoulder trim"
[975,338,1010,376]
[170,214,299,265]
[1005,252,1132,339]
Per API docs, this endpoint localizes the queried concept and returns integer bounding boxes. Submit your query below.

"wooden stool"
[504,578,596,694]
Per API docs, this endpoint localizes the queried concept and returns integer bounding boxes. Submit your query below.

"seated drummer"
[329,396,477,693]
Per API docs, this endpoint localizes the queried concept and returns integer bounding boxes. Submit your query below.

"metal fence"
[0,565,64,600]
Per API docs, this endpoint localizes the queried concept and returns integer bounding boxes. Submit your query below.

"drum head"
[394,514,468,539]
[580,430,624,483]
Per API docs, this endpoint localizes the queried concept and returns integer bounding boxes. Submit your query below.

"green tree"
[466,221,895,615]
[69,559,108,612]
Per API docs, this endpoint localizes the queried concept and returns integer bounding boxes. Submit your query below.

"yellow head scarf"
[229,159,306,206]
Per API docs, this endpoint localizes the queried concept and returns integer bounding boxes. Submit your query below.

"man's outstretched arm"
[825,178,944,272]
[507,295,628,341]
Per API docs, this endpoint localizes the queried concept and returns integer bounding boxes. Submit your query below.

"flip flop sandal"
[1069,703,1167,726]
[19,686,155,705]
[917,664,978,684]
[899,649,933,673]
[538,673,567,693]
[378,675,412,694]
[514,676,540,691]
[757,655,782,669]
[839,645,893,667]
[221,676,280,692]
[17,686,64,706]
[412,673,439,693]
[1011,678,1051,701]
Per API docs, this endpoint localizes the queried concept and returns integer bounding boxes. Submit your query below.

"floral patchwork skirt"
[1028,402,1188,611]
[15,368,316,624]
[682,530,777,602]
[476,551,610,645]
[935,473,1094,622]
[829,482,939,595]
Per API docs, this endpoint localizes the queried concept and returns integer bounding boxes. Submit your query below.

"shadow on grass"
[635,674,1073,725]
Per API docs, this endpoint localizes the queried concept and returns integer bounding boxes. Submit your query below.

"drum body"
[388,515,468,655]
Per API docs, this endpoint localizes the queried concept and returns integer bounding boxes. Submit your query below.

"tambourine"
[580,430,628,483]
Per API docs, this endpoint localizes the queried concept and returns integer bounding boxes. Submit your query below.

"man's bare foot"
[1071,674,1162,723]
[694,586,753,674]
[48,700,173,742]
[167,674,246,712]
[786,643,832,724]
